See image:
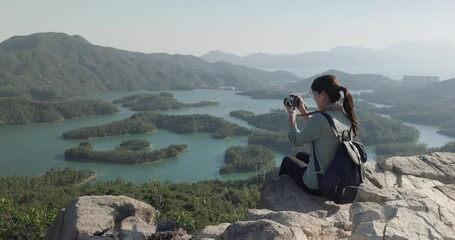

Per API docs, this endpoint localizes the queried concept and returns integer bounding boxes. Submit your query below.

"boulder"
[192,223,230,240]
[215,219,306,240]
[45,195,159,240]
[46,153,455,240]
[193,175,352,240]
[351,152,455,239]
[193,152,455,239]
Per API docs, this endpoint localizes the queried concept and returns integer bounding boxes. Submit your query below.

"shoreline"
[78,173,98,185]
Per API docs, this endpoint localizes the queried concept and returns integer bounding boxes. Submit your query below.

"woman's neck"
[321,101,336,109]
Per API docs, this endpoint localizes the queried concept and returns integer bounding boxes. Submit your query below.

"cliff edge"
[46,152,455,239]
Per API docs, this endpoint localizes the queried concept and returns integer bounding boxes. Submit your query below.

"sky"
[1,0,455,56]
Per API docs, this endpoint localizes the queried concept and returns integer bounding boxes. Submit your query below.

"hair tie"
[339,86,346,92]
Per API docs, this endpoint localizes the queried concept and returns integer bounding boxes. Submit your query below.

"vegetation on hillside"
[65,141,187,164]
[359,79,455,137]
[0,168,265,238]
[112,91,218,111]
[0,98,119,126]
[117,139,151,151]
[248,131,290,152]
[220,145,276,174]
[229,108,428,158]
[284,69,400,92]
[63,112,253,139]
[236,89,293,99]
[0,32,301,100]
[230,109,288,131]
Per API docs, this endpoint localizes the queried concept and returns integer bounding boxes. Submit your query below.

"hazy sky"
[1,0,455,56]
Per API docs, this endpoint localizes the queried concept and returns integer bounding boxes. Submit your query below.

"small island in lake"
[117,139,151,151]
[220,144,275,174]
[0,98,119,126]
[62,112,253,139]
[65,140,188,164]
[112,91,218,111]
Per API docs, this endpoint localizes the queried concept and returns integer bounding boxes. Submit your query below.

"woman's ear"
[320,91,330,103]
[320,91,326,98]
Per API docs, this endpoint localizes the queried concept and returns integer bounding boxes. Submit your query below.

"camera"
[283,95,299,108]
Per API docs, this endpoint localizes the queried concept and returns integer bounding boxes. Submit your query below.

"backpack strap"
[313,141,322,175]
[313,112,338,175]
[320,112,339,138]
[313,112,350,175]
[321,112,362,165]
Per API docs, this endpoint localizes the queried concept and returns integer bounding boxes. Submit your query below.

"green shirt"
[288,103,351,190]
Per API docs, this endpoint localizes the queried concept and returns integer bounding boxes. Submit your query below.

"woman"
[279,75,358,196]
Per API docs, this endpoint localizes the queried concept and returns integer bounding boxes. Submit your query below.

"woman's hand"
[286,107,296,126]
[296,95,310,121]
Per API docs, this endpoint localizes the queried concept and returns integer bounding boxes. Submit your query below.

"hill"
[0,32,301,100]
[201,46,419,69]
[284,69,400,91]
[360,78,455,137]
[382,40,455,66]
[201,41,455,69]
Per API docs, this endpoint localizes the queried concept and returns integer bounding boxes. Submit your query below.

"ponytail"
[340,86,358,137]
[311,75,359,137]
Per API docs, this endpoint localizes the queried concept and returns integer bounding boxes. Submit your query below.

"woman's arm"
[288,113,324,147]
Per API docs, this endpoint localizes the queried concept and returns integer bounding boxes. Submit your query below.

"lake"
[0,89,453,183]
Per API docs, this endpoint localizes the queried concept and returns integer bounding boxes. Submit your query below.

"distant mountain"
[201,41,455,69]
[0,32,302,100]
[381,40,455,66]
[285,69,400,92]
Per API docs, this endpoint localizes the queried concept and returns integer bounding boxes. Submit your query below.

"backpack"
[313,112,367,204]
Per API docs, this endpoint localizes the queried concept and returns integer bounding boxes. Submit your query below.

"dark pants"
[279,152,322,196]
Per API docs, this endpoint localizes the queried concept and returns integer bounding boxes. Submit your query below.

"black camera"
[283,95,299,108]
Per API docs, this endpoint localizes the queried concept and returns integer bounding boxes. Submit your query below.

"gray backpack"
[314,112,367,204]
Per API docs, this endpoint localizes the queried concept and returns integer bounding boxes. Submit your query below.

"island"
[220,144,275,174]
[64,140,188,164]
[229,108,430,159]
[117,139,151,151]
[62,112,253,139]
[0,98,119,126]
[112,92,218,111]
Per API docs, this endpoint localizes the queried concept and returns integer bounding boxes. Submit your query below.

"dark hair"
[311,75,358,136]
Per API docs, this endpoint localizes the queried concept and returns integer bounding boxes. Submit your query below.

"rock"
[192,223,230,240]
[195,152,455,239]
[45,195,159,240]
[351,153,455,239]
[45,153,455,240]
[259,174,350,221]
[147,229,192,240]
[378,152,455,183]
[247,209,341,239]
[259,174,351,233]
[215,219,307,240]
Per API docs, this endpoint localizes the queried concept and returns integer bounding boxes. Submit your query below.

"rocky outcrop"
[351,152,455,239]
[193,152,455,239]
[45,195,162,240]
[46,152,455,240]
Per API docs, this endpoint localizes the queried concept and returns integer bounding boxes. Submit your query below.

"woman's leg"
[295,152,310,164]
[279,156,308,189]
[279,155,322,196]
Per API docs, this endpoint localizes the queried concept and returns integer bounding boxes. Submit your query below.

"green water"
[0,90,286,183]
[0,89,451,183]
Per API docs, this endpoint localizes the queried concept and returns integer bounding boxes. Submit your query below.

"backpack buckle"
[342,130,351,141]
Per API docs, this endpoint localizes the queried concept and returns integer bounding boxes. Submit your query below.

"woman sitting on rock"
[279,75,358,195]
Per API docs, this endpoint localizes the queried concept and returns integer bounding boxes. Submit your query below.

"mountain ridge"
[0,32,301,100]
[201,40,455,69]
